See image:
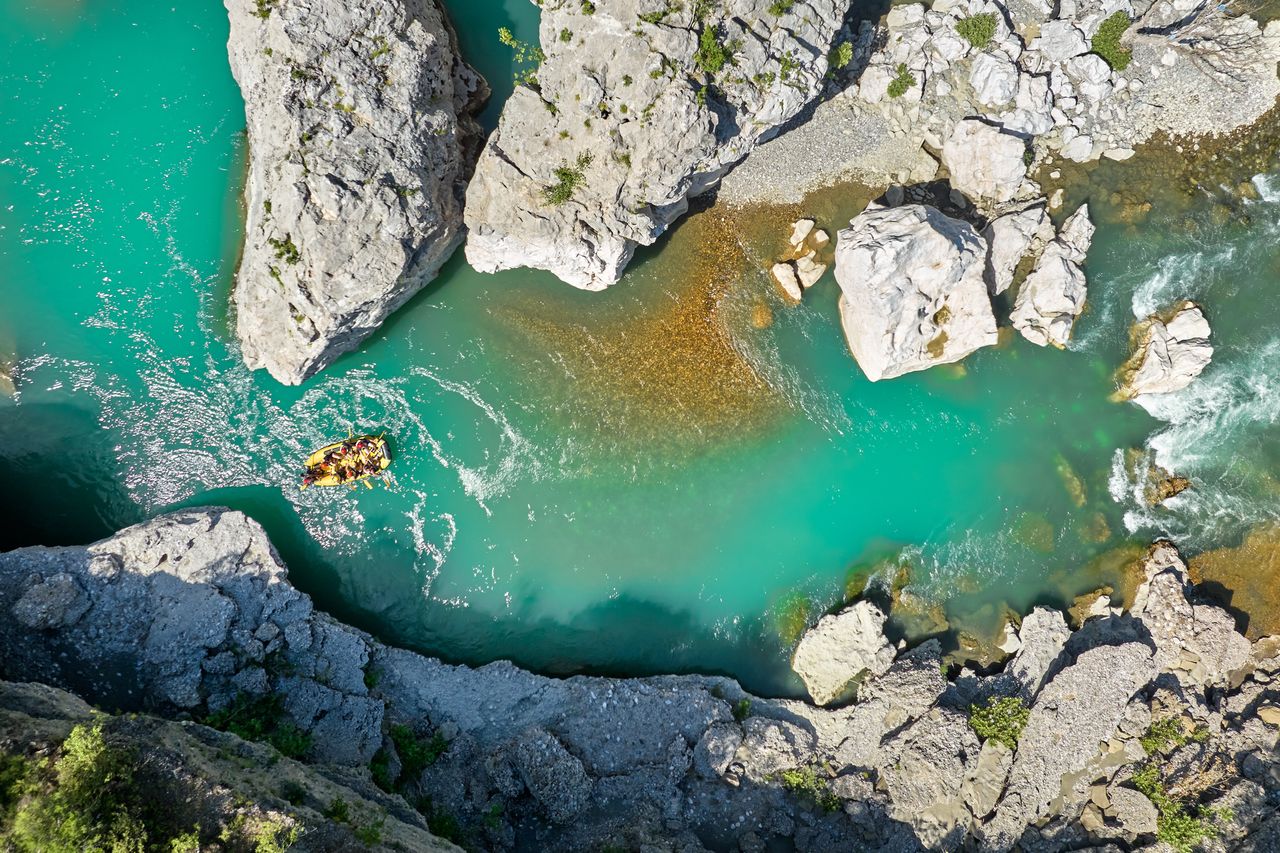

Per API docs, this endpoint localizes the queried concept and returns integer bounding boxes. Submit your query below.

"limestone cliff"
[4,509,1280,850]
[225,0,486,385]
[464,0,848,290]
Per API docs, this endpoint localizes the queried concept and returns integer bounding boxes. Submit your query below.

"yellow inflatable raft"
[300,434,391,490]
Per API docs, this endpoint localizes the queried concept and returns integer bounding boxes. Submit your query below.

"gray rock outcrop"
[982,642,1157,850]
[225,0,485,384]
[5,514,1280,850]
[1001,606,1072,698]
[790,599,895,705]
[835,203,998,381]
[463,0,846,289]
[1114,300,1214,400]
[1011,204,1094,348]
[1130,540,1251,688]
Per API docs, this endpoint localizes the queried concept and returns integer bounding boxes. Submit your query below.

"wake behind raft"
[300,433,391,490]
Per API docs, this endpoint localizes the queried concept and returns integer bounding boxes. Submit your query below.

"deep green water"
[2,0,1279,694]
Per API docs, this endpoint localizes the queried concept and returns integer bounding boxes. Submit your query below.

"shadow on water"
[0,402,142,550]
[167,484,802,692]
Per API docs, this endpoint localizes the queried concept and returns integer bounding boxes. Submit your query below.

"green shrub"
[778,51,800,81]
[203,693,312,759]
[279,780,307,806]
[779,765,840,812]
[1131,761,1232,852]
[353,819,383,846]
[169,828,201,852]
[542,153,593,205]
[390,725,449,783]
[769,0,795,13]
[559,28,573,43]
[1091,11,1132,71]
[969,697,1030,750]
[369,749,395,792]
[581,0,596,13]
[956,13,997,50]
[252,820,300,853]
[267,234,301,265]
[695,25,729,74]
[423,803,464,846]
[5,723,150,853]
[828,41,853,70]
[732,698,752,722]
[1140,716,1207,755]
[323,797,350,823]
[887,63,915,99]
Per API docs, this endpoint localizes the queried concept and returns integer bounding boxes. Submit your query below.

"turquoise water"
[2,0,1278,694]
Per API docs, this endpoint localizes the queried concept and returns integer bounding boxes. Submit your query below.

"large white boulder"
[983,204,1053,294]
[941,119,1028,203]
[791,600,895,705]
[970,53,1020,107]
[1011,204,1094,347]
[1034,20,1089,62]
[225,0,486,384]
[1115,301,1213,399]
[464,0,848,289]
[835,204,999,381]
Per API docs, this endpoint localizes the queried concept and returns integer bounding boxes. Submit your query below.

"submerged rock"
[1011,204,1094,348]
[835,204,998,381]
[791,599,895,705]
[1114,300,1213,400]
[464,0,845,289]
[224,0,485,384]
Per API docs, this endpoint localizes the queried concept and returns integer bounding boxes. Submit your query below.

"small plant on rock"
[779,764,840,813]
[542,152,593,205]
[969,696,1030,750]
[732,698,752,722]
[695,24,729,74]
[1092,11,1133,71]
[828,41,853,71]
[203,693,312,759]
[389,724,449,783]
[769,0,795,13]
[1131,761,1233,852]
[1140,716,1208,755]
[956,13,997,50]
[887,63,915,99]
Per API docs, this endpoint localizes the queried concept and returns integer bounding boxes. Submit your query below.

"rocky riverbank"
[225,0,486,384]
[719,0,1280,205]
[463,0,849,289]
[0,679,457,851]
[2,509,1279,851]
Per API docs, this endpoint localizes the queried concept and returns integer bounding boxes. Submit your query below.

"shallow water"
[2,0,1279,693]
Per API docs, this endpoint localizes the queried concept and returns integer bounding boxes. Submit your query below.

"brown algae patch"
[1189,525,1280,639]
[491,206,789,451]
[1039,106,1280,231]
[488,179,879,455]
